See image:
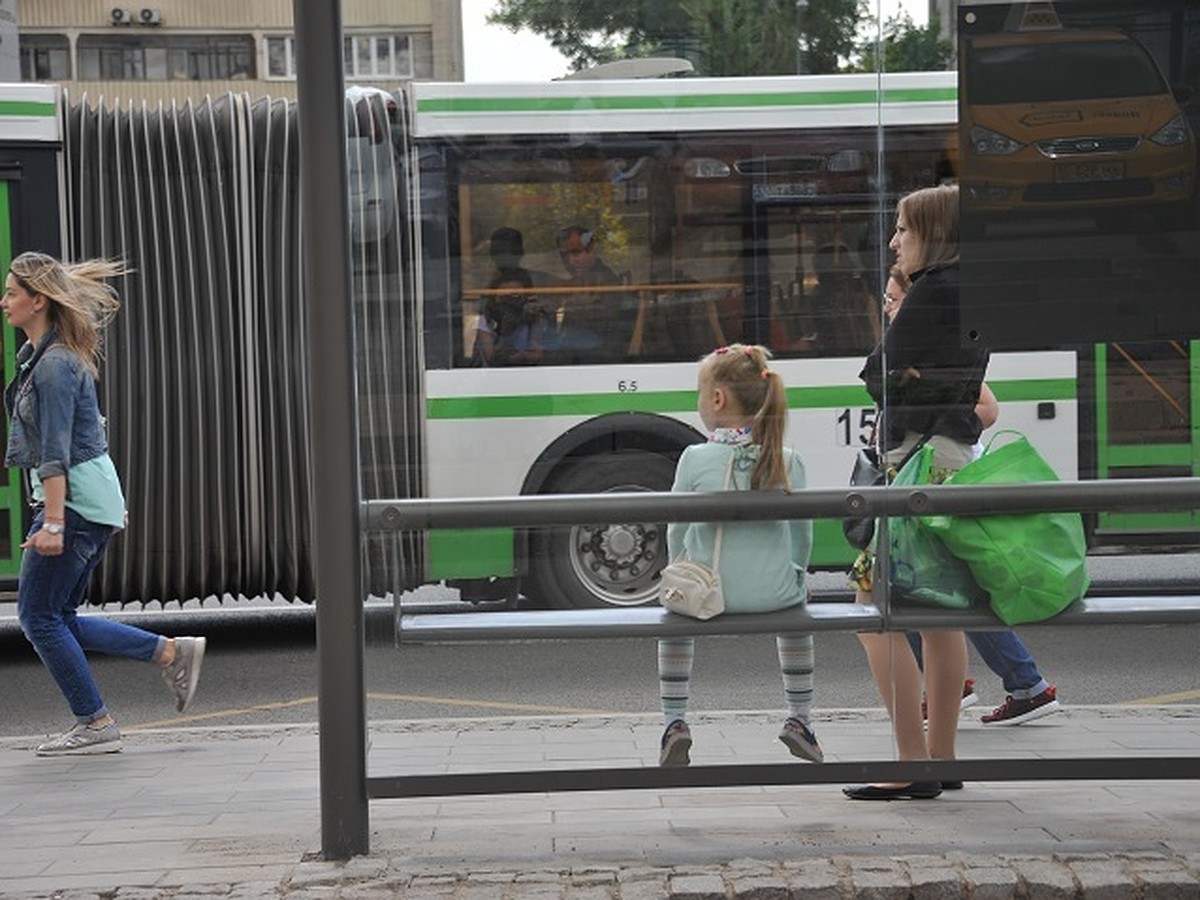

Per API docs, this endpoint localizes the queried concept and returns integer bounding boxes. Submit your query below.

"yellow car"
[960,28,1196,230]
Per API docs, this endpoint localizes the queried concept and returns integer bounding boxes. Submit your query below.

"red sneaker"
[922,679,978,720]
[981,685,1062,726]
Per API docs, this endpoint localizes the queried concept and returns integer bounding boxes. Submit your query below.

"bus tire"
[527,450,676,610]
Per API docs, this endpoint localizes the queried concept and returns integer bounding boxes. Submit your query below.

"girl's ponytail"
[750,364,789,492]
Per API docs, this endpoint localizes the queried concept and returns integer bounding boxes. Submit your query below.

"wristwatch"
[42,522,64,536]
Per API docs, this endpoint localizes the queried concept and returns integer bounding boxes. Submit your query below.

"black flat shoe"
[941,780,964,790]
[842,781,943,801]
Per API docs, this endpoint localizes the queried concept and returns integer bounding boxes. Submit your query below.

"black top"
[859,264,988,451]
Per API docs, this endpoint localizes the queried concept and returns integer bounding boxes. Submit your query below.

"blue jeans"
[18,508,163,723]
[907,630,1050,699]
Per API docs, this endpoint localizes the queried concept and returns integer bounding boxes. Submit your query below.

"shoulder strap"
[711,451,735,568]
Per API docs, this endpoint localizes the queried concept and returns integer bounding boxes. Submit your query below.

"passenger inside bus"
[488,225,553,288]
[807,242,879,355]
[550,225,638,363]
[473,269,550,366]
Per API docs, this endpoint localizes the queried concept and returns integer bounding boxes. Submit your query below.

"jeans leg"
[966,630,1048,698]
[18,510,156,723]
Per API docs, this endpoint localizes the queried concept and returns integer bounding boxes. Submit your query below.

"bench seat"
[397,595,1200,643]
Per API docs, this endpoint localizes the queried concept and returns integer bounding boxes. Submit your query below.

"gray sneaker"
[658,719,692,767]
[162,636,206,712]
[779,717,824,763]
[36,721,123,756]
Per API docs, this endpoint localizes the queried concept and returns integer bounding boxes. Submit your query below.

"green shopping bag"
[923,432,1090,625]
[887,444,988,610]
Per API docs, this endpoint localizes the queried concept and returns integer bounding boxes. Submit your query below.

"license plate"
[1054,162,1125,183]
[752,182,819,201]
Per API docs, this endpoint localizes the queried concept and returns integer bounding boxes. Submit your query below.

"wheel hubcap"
[569,519,665,606]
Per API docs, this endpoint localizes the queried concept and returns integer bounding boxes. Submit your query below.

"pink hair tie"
[760,368,770,380]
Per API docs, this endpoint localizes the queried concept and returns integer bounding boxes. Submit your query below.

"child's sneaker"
[162,636,206,712]
[981,685,1061,726]
[36,721,123,756]
[658,719,692,767]
[778,717,824,763]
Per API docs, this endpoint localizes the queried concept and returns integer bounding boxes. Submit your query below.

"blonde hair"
[700,343,790,491]
[8,251,126,377]
[896,184,959,271]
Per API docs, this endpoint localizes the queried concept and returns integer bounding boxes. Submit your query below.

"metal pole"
[795,0,809,74]
[291,0,369,859]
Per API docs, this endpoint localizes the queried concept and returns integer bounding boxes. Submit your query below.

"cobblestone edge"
[11,850,1199,899]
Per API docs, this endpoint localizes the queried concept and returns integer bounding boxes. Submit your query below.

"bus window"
[437,128,918,369]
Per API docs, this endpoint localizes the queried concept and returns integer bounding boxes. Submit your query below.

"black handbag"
[843,447,885,550]
[841,427,940,551]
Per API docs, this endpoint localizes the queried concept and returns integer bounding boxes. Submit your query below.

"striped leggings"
[657,633,815,725]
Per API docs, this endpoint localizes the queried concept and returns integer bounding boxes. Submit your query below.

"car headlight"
[1150,114,1191,147]
[827,149,866,172]
[969,125,1024,156]
[684,158,731,179]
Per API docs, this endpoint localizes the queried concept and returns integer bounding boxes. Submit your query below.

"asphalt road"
[1,553,1198,738]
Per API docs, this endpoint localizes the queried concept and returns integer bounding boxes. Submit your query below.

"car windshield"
[968,38,1167,105]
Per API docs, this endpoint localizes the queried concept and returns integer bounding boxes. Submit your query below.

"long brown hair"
[896,184,959,271]
[8,251,125,377]
[701,343,791,490]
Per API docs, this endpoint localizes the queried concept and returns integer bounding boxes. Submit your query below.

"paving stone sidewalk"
[1,707,1198,898]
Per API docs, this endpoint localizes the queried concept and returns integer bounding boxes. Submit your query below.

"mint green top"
[668,442,811,614]
[31,452,126,528]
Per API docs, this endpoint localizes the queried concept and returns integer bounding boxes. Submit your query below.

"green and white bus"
[409,71,1093,609]
[3,67,1195,608]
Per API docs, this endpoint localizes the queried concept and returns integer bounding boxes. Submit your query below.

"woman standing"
[845,184,988,800]
[3,251,205,756]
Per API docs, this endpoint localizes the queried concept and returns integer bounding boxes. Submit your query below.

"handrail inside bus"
[463,281,740,297]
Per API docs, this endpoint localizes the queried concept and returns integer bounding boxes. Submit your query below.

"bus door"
[1090,339,1200,542]
[749,191,883,568]
[0,174,24,577]
[0,84,64,580]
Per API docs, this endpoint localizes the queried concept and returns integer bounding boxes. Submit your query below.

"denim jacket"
[4,331,109,481]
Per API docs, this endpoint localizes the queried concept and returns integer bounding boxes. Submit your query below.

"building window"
[19,34,72,81]
[265,35,296,79]
[77,34,255,81]
[343,33,433,80]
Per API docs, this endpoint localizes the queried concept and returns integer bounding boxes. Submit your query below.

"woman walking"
[3,251,205,756]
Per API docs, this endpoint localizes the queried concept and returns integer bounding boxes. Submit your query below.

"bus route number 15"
[836,408,877,447]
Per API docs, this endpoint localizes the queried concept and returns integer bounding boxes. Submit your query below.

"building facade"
[16,0,463,103]
[929,0,956,49]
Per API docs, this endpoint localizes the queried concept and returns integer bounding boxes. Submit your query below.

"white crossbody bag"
[657,455,734,620]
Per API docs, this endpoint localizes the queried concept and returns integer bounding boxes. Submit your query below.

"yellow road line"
[127,696,319,730]
[365,692,614,715]
[125,693,613,730]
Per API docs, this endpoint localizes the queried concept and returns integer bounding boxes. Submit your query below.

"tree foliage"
[853,12,954,73]
[488,0,864,76]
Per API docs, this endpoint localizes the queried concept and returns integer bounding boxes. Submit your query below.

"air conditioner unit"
[139,8,162,25]
[110,7,135,25]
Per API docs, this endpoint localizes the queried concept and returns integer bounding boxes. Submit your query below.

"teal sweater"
[667,442,811,614]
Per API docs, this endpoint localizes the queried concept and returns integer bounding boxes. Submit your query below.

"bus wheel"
[528,450,676,610]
